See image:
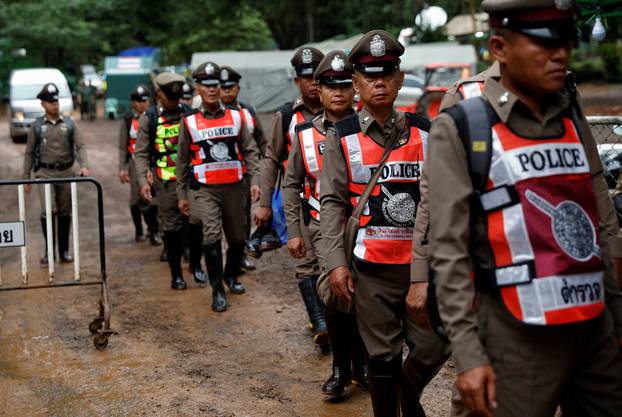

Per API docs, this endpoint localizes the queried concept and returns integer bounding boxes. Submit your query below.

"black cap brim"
[296,65,317,76]
[39,95,59,102]
[353,62,400,75]
[518,25,578,43]
[320,77,353,86]
[220,81,239,88]
[197,79,220,86]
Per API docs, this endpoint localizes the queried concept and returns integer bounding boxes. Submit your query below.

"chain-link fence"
[591,116,622,224]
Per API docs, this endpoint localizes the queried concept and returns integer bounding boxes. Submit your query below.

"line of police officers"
[22,1,622,415]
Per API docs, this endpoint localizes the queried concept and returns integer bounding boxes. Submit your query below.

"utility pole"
[305,0,315,43]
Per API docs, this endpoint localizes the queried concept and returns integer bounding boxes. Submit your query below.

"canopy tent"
[190,41,476,112]
[446,13,489,37]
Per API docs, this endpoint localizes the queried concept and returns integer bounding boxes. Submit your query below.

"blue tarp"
[119,47,159,57]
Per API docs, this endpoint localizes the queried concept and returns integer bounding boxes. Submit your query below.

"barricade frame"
[0,177,112,349]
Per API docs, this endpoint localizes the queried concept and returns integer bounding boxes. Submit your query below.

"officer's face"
[319,83,354,115]
[41,100,60,117]
[220,85,240,105]
[197,84,220,107]
[157,90,179,111]
[295,76,320,101]
[490,30,572,97]
[132,99,149,114]
[352,70,404,109]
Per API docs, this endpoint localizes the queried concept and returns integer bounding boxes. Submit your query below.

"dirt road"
[0,115,454,417]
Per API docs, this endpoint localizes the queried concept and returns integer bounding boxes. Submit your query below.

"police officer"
[180,82,195,107]
[283,50,369,397]
[176,62,261,312]
[320,31,447,417]
[220,65,267,271]
[427,2,622,416]
[135,72,206,290]
[118,84,161,245]
[23,83,90,265]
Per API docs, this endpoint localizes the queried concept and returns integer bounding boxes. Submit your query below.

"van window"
[11,83,71,100]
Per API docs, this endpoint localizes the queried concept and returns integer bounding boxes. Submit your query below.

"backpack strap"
[334,113,361,138]
[405,112,431,132]
[294,121,314,135]
[279,102,294,139]
[239,102,256,118]
[33,117,45,171]
[64,116,75,160]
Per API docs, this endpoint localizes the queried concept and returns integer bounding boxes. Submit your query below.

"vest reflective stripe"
[240,107,256,136]
[154,114,182,181]
[128,117,139,158]
[340,125,426,265]
[298,125,325,220]
[283,111,306,171]
[459,81,485,99]
[184,108,246,185]
[483,117,605,325]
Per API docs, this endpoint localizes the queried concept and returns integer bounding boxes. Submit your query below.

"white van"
[8,68,74,142]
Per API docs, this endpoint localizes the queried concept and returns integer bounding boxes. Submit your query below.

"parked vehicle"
[395,73,424,111]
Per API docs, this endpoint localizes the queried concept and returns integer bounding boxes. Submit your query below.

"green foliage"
[598,42,622,82]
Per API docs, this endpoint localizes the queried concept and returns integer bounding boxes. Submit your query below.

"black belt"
[39,161,73,170]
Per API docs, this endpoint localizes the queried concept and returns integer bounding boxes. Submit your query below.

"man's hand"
[79,167,91,177]
[457,365,497,417]
[406,282,431,328]
[254,206,272,226]
[178,199,190,217]
[250,185,261,203]
[329,266,354,304]
[140,184,153,203]
[24,184,31,193]
[287,237,306,258]
[146,171,154,186]
[119,170,129,184]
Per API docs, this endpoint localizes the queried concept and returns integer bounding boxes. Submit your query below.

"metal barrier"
[0,177,112,350]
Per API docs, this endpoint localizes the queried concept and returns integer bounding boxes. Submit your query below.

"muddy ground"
[0,113,455,417]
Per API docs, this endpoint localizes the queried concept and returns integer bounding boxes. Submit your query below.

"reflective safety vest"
[447,97,605,326]
[295,122,326,221]
[184,108,246,185]
[153,113,183,181]
[338,113,430,265]
[128,117,139,158]
[239,104,257,137]
[458,81,485,100]
[282,109,307,171]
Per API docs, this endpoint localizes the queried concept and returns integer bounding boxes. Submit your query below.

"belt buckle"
[54,162,63,170]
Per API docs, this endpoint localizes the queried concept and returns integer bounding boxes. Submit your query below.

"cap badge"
[137,86,145,95]
[302,48,313,64]
[370,34,386,57]
[220,69,229,80]
[206,63,215,75]
[554,0,574,10]
[182,84,190,92]
[331,55,345,72]
[47,84,57,93]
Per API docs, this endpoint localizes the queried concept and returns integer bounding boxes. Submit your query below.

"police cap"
[314,50,354,86]
[290,47,324,77]
[219,66,242,88]
[348,30,404,75]
[155,72,185,100]
[181,82,194,100]
[483,0,579,41]
[192,62,221,87]
[130,84,150,102]
[37,83,60,102]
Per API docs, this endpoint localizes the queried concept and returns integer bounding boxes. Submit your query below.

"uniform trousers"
[153,177,199,232]
[35,167,74,218]
[295,212,321,279]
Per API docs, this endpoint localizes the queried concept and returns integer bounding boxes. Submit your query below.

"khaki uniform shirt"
[23,115,88,178]
[176,102,261,200]
[320,107,406,273]
[118,113,139,171]
[427,77,622,373]
[259,97,321,207]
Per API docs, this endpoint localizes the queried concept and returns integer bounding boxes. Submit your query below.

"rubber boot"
[40,216,56,266]
[224,243,246,294]
[203,241,227,312]
[182,220,190,262]
[351,320,370,391]
[400,355,443,417]
[131,205,145,242]
[145,205,162,246]
[189,223,207,285]
[160,244,168,262]
[322,312,354,398]
[164,230,187,290]
[298,276,329,348]
[368,356,402,417]
[57,216,73,263]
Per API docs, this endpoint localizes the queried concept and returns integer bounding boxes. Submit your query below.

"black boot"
[57,216,73,263]
[40,216,56,266]
[131,205,145,242]
[224,243,246,294]
[240,254,256,272]
[182,220,190,262]
[400,355,443,417]
[160,244,168,262]
[298,275,329,348]
[203,241,227,312]
[322,312,354,398]
[145,205,162,246]
[189,223,207,285]
[368,356,402,417]
[244,227,265,259]
[164,230,187,290]
[351,323,370,391]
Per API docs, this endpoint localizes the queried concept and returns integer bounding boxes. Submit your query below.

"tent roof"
[446,13,489,37]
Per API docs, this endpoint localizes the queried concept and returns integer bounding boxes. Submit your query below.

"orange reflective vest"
[295,122,326,221]
[184,108,246,186]
[128,116,139,158]
[239,104,257,137]
[283,110,307,171]
[338,114,429,265]
[449,97,605,326]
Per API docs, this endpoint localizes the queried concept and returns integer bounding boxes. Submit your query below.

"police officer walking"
[320,31,447,416]
[180,81,195,107]
[427,2,622,416]
[176,62,261,312]
[283,50,369,398]
[118,84,161,245]
[23,83,90,265]
[135,72,206,290]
